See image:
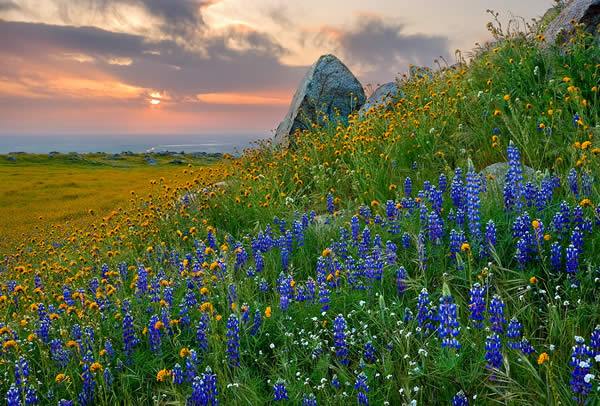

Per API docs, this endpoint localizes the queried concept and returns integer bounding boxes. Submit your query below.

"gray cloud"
[0,1,19,12]
[320,16,452,85]
[0,18,306,99]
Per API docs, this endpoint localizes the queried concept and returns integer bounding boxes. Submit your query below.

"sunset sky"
[0,0,553,137]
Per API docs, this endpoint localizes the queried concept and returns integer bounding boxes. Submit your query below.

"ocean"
[0,134,267,155]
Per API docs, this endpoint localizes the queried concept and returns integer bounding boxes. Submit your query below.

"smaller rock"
[6,155,16,161]
[359,82,403,116]
[480,162,536,189]
[542,0,600,46]
[169,159,184,165]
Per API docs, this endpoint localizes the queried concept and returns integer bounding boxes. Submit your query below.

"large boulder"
[274,54,366,146]
[359,82,403,116]
[542,0,600,46]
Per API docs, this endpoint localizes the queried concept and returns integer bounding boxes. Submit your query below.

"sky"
[0,0,554,137]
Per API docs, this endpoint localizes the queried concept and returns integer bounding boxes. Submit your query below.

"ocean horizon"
[0,134,268,155]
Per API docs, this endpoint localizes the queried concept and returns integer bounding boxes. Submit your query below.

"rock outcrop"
[274,54,366,146]
[480,162,536,189]
[542,0,600,46]
[359,82,402,116]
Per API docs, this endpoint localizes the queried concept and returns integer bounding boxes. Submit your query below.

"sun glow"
[150,99,161,105]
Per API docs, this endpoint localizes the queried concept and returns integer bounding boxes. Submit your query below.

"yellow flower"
[538,352,549,365]
[529,276,538,284]
[180,348,191,358]
[321,249,332,257]
[580,199,592,207]
[503,94,510,101]
[532,220,540,229]
[581,141,591,150]
[156,369,171,382]
[371,200,379,207]
[461,243,470,252]
[55,374,70,384]
[493,110,502,117]
[2,340,18,351]
[215,315,222,321]
[154,321,164,330]
[265,306,272,318]
[90,362,103,373]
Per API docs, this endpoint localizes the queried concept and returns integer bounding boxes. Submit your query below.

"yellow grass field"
[0,153,221,253]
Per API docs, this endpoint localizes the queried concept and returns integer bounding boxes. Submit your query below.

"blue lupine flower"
[416,288,434,333]
[6,384,20,406]
[185,350,199,382]
[173,364,184,385]
[136,265,149,297]
[566,243,580,285]
[450,168,465,210]
[469,283,486,328]
[581,172,592,196]
[550,242,561,274]
[404,177,412,197]
[251,310,263,336]
[25,386,38,405]
[590,326,600,357]
[319,284,330,312]
[506,317,522,349]
[122,306,139,365]
[439,173,447,193]
[273,380,289,401]
[437,295,461,349]
[196,314,210,352]
[351,215,360,241]
[396,266,407,297]
[428,211,444,245]
[485,220,497,249]
[302,393,317,406]
[568,168,579,199]
[466,165,482,242]
[226,314,240,367]
[571,227,584,254]
[570,336,593,405]
[148,315,162,354]
[333,314,349,365]
[520,338,535,355]
[488,295,506,334]
[355,372,370,406]
[363,341,375,362]
[327,193,335,215]
[452,391,468,406]
[402,232,411,249]
[485,333,503,378]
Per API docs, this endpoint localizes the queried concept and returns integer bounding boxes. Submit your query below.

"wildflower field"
[1,15,600,406]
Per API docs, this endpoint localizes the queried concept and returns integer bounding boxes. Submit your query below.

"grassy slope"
[1,13,600,406]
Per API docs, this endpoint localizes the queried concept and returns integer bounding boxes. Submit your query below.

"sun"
[150,99,160,105]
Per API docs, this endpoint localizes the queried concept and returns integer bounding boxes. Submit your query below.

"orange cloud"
[195,92,288,105]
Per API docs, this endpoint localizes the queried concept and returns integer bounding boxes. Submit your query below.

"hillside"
[1,8,599,406]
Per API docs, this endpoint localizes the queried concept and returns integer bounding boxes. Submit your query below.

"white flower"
[549,344,555,351]
[584,374,595,383]
[413,386,419,392]
[269,343,275,349]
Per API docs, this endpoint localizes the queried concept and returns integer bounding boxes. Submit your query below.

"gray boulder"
[6,155,16,161]
[274,54,366,146]
[480,162,536,189]
[359,82,402,116]
[542,0,600,46]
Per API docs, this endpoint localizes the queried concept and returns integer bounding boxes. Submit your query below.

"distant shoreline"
[0,133,267,155]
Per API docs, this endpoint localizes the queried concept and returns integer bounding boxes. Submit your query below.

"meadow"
[0,153,221,254]
[1,13,600,406]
